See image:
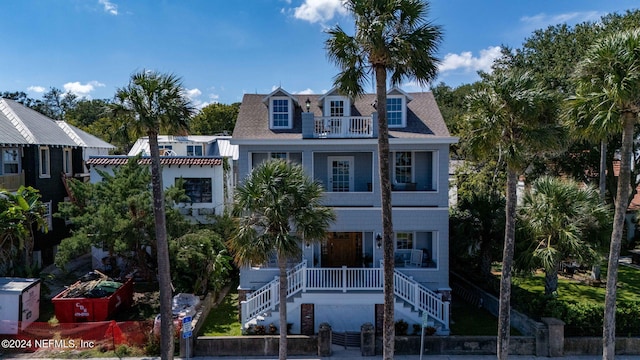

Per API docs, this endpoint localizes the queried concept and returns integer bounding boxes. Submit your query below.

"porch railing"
[313,116,373,138]
[241,261,449,330]
[394,270,449,330]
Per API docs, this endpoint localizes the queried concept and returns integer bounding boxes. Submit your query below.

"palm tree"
[325,1,441,357]
[565,28,640,360]
[517,177,611,295]
[0,186,47,276]
[229,159,335,360]
[465,70,563,360]
[112,70,195,360]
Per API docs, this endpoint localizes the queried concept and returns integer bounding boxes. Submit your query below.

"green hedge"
[512,288,640,336]
[454,266,640,336]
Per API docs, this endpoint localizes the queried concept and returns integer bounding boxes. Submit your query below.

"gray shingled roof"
[0,98,114,149]
[233,92,450,140]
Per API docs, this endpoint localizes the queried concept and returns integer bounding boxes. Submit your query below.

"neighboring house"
[0,98,115,266]
[127,135,239,185]
[86,135,237,270]
[231,87,457,335]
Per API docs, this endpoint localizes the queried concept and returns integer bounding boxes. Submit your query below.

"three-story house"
[231,87,456,335]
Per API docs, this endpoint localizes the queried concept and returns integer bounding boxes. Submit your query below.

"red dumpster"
[51,278,133,323]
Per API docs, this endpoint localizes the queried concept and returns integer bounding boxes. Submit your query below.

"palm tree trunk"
[497,169,517,360]
[278,254,288,360]
[592,140,606,282]
[599,140,607,201]
[149,133,174,360]
[603,114,634,360]
[544,261,560,296]
[375,65,395,360]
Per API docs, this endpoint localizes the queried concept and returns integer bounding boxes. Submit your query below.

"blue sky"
[1,0,637,107]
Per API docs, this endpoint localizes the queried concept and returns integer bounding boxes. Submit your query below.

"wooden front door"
[322,232,362,267]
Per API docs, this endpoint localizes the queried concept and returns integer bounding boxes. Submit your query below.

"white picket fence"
[241,261,449,330]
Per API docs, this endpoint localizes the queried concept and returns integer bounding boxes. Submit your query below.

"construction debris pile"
[60,270,124,299]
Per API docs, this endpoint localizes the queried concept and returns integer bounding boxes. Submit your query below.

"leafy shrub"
[395,319,409,335]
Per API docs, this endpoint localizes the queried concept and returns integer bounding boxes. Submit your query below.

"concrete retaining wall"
[195,335,318,356]
[390,335,535,356]
[565,337,640,355]
[193,333,640,357]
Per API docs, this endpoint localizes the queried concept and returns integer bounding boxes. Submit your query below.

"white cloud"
[27,86,46,93]
[186,88,202,99]
[520,11,601,30]
[296,88,315,95]
[209,94,220,102]
[185,88,207,109]
[63,81,105,98]
[293,0,346,24]
[438,46,502,74]
[98,0,118,15]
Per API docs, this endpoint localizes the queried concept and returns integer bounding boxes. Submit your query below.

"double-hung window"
[271,98,291,129]
[187,145,203,156]
[39,146,50,178]
[2,148,20,175]
[387,97,404,127]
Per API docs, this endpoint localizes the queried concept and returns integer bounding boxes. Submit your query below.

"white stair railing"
[241,262,449,331]
[241,260,307,325]
[394,270,450,330]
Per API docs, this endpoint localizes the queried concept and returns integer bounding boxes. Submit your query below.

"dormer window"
[330,99,344,117]
[322,95,351,117]
[387,96,405,127]
[270,97,292,129]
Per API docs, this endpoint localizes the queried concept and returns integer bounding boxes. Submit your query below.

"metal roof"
[87,156,223,167]
[0,98,114,149]
[56,121,115,149]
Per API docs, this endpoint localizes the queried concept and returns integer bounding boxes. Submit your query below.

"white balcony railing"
[313,116,373,138]
[241,261,449,330]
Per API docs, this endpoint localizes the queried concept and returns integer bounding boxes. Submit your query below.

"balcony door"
[327,156,354,192]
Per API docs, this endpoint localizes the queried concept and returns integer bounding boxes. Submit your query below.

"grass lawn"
[199,286,243,336]
[513,264,640,302]
[450,300,520,336]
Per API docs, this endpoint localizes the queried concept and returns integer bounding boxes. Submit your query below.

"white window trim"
[63,148,72,176]
[39,146,51,178]
[270,97,293,129]
[324,96,351,117]
[431,150,439,192]
[386,95,406,128]
[1,147,21,175]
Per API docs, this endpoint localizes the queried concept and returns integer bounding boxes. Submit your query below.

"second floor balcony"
[302,113,377,139]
